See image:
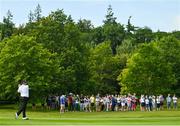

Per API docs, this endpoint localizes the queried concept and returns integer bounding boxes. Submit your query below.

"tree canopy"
[119,36,180,95]
[0,4,180,101]
[0,35,59,100]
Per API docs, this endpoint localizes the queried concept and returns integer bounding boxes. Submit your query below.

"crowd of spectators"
[41,93,178,113]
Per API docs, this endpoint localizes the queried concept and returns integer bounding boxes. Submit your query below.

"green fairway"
[0,108,180,126]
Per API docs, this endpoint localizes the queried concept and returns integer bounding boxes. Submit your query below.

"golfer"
[15,80,29,120]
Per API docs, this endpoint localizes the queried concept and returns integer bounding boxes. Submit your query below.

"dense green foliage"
[0,5,180,101]
[0,35,59,101]
[119,37,180,94]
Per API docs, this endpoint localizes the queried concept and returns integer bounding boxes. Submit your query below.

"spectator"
[140,95,145,111]
[149,96,153,111]
[75,95,80,111]
[121,95,126,111]
[46,95,51,110]
[156,96,161,111]
[172,94,178,110]
[96,94,100,112]
[160,95,164,110]
[127,95,132,111]
[90,95,95,112]
[80,94,84,111]
[145,95,150,111]
[111,95,116,111]
[166,94,172,110]
[59,95,65,113]
[152,96,156,111]
[68,93,73,111]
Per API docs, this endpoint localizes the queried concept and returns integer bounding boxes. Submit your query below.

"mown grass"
[0,105,180,126]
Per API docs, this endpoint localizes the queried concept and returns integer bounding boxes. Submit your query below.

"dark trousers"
[17,97,28,117]
[112,104,115,111]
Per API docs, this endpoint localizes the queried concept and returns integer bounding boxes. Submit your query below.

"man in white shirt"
[15,80,29,120]
[173,94,178,110]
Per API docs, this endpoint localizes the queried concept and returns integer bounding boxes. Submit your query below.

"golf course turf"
[0,107,180,126]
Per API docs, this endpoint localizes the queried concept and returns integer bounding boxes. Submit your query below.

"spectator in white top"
[15,80,29,120]
[105,95,110,112]
[156,96,161,111]
[121,96,126,111]
[172,94,178,110]
[152,96,156,111]
[140,95,145,111]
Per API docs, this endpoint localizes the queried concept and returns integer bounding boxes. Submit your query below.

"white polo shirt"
[18,84,29,98]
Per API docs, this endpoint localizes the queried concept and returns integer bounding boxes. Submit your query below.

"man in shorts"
[60,95,65,113]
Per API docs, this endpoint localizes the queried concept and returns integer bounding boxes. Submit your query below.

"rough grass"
[0,105,180,126]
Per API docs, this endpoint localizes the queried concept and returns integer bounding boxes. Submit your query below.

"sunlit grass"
[0,105,180,125]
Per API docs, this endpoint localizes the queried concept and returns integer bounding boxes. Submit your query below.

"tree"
[117,38,136,55]
[171,31,180,40]
[77,19,94,44]
[116,39,137,92]
[103,23,125,55]
[92,26,105,45]
[1,10,14,40]
[28,10,34,23]
[77,19,93,32]
[103,5,125,55]
[157,36,180,95]
[89,41,121,94]
[154,30,168,40]
[0,35,59,100]
[103,5,117,24]
[23,9,93,95]
[1,3,179,99]
[119,38,177,95]
[134,27,153,43]
[67,15,74,23]
[34,4,42,22]
[116,38,137,70]
[26,9,68,53]
[0,22,3,41]
[126,16,135,37]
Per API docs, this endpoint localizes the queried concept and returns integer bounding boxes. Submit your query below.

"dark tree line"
[0,4,180,102]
